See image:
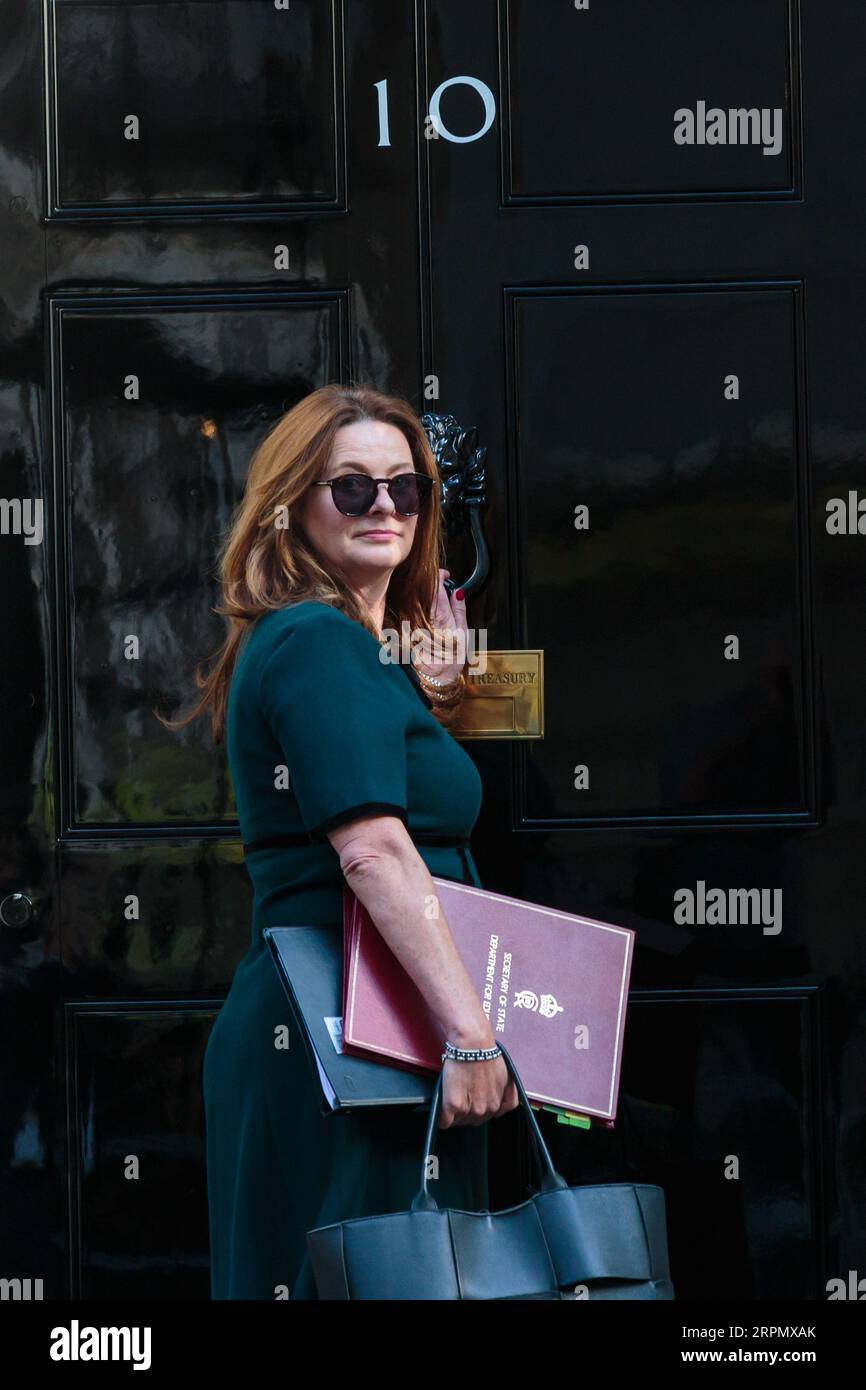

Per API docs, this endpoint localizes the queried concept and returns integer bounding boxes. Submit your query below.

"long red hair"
[155,383,453,743]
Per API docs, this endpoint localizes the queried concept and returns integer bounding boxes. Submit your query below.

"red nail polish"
[455,588,464,601]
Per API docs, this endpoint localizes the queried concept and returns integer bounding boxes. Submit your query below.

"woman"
[161,382,517,1300]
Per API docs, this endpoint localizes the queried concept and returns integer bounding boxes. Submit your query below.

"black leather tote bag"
[306,1043,675,1300]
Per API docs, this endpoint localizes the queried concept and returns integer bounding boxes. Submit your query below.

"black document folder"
[263,925,436,1114]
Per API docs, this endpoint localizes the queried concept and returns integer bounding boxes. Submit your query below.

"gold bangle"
[419,677,465,708]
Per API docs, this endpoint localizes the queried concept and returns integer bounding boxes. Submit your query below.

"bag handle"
[410,1041,568,1212]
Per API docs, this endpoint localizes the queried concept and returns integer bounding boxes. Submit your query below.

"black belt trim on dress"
[242,831,473,883]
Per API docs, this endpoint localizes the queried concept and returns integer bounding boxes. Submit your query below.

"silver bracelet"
[441,1040,503,1063]
[411,654,464,689]
[416,670,459,688]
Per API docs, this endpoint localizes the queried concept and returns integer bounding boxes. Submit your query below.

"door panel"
[48,0,343,215]
[502,0,797,201]
[55,292,346,827]
[508,283,812,823]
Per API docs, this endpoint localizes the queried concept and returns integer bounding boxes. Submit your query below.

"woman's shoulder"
[248,600,380,675]
[251,601,405,725]
[256,599,353,633]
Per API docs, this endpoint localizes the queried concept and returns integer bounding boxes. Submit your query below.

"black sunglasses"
[313,471,434,517]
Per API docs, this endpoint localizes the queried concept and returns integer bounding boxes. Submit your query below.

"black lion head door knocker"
[421,412,489,600]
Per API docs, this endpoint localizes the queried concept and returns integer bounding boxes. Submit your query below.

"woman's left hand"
[413,569,467,684]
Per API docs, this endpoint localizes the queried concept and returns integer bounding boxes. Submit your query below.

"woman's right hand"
[438,1049,520,1128]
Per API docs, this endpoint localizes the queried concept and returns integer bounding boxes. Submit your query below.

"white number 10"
[374,75,496,147]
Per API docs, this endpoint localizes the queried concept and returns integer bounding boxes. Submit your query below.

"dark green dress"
[203,600,489,1299]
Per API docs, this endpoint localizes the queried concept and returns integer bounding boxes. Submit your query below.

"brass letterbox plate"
[453,650,543,740]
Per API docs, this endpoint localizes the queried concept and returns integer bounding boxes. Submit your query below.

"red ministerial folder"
[341,877,635,1127]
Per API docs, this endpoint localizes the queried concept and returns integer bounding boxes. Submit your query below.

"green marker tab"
[538,1103,592,1129]
[529,1100,592,1129]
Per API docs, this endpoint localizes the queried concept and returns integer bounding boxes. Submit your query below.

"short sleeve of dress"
[257,607,409,842]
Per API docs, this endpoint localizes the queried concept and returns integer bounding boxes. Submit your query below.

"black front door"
[2,0,429,1299]
[430,0,860,1302]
